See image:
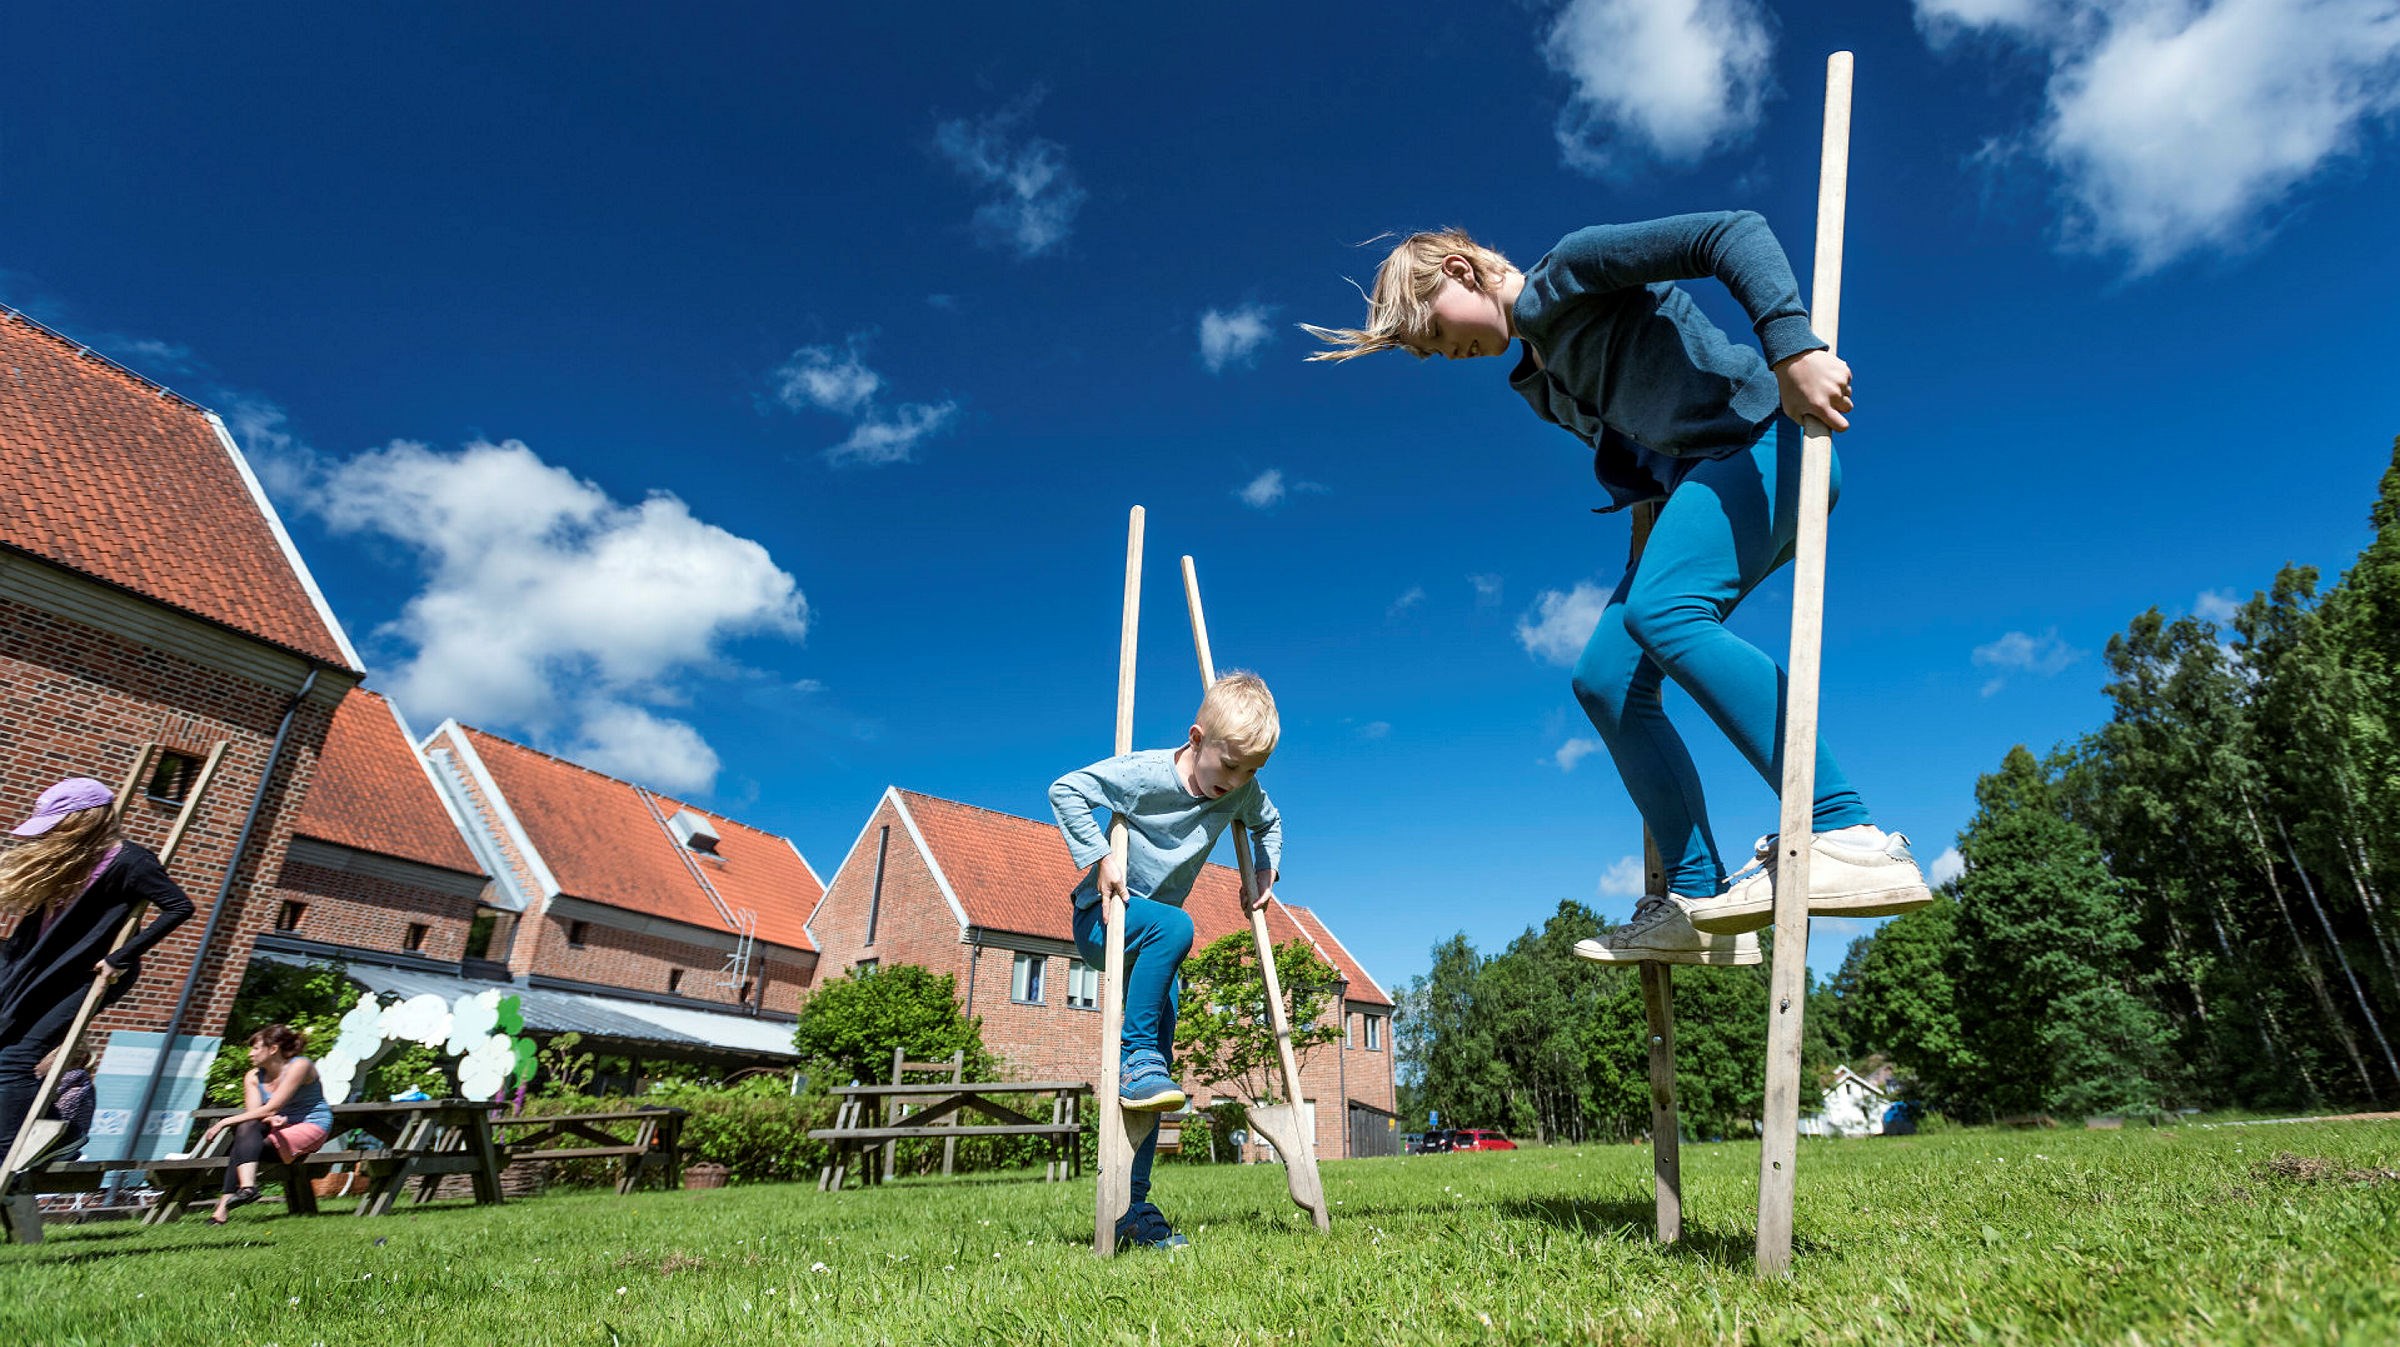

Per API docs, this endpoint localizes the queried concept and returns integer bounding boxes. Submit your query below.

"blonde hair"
[1197,672,1279,759]
[0,806,119,924]
[1301,229,1519,362]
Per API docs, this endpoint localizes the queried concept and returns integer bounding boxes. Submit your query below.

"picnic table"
[492,1107,685,1195]
[811,1080,1088,1190]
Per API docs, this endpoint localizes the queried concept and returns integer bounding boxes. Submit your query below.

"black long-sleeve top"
[0,841,194,1036]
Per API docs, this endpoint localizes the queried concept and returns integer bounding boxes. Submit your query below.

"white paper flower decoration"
[457,1032,517,1100]
[445,990,501,1056]
[328,993,389,1066]
[380,993,453,1048]
[316,1052,359,1104]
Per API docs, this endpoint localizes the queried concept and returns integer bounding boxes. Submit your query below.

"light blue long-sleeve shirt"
[1507,210,1829,511]
[1048,748,1283,910]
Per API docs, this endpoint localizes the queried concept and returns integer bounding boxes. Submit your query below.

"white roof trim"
[1282,903,1391,1005]
[202,410,364,672]
[377,694,488,881]
[430,720,562,900]
[888,790,971,934]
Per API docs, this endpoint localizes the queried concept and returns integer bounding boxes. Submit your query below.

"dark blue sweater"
[1507,211,1827,510]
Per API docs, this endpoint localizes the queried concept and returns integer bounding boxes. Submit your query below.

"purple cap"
[11,777,115,836]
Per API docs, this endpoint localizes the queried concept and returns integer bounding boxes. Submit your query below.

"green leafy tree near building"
[789,964,995,1086]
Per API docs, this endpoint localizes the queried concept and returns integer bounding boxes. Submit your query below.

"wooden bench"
[811,1081,1087,1190]
[491,1107,686,1195]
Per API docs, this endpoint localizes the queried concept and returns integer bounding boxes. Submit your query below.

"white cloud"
[1355,720,1393,741]
[1235,468,1325,510]
[1516,581,1613,665]
[1598,855,1649,898]
[1930,846,1967,886]
[312,438,806,794]
[2194,588,2242,624]
[1555,736,1605,771]
[932,95,1087,258]
[1469,574,1505,607]
[1388,586,1427,619]
[1972,627,2085,695]
[771,337,957,467]
[1198,305,1274,373]
[1543,0,1779,171]
[1916,0,2400,272]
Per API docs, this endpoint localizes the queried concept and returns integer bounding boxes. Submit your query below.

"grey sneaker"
[1685,829,1934,935]
[1573,895,1761,966]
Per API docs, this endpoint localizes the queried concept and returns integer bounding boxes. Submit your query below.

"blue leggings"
[1571,419,1871,898]
[1072,896,1192,1204]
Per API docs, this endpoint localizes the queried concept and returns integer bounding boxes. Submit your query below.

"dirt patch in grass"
[614,1249,711,1275]
[2254,1152,2400,1186]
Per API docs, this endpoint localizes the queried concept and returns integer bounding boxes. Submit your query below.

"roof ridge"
[0,305,210,414]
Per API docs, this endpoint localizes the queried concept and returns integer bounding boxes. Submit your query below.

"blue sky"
[7,2,2396,1000]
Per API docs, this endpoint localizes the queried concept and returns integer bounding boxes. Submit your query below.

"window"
[567,920,589,949]
[853,958,879,978]
[1065,959,1099,1011]
[275,900,306,932]
[145,750,201,804]
[1364,1014,1382,1052]
[1344,1013,1355,1049]
[1010,953,1045,1005]
[667,969,684,994]
[403,923,429,953]
[464,910,498,960]
[740,978,756,1002]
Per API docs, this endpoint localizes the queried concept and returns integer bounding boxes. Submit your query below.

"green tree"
[1840,891,1979,1112]
[1174,931,1342,1105]
[1956,746,2172,1118]
[789,964,993,1086]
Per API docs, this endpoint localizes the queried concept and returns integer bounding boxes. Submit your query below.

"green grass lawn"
[5,1119,2396,1346]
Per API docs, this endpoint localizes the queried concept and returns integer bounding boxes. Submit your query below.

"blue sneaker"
[1114,1201,1191,1251]
[1119,1049,1187,1112]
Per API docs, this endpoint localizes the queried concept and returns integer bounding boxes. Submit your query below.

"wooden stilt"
[1624,503,1684,1245]
[1094,506,1157,1256]
[1179,557,1330,1232]
[1757,49,1855,1279]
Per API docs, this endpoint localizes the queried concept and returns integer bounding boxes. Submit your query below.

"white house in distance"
[1799,1065,1889,1138]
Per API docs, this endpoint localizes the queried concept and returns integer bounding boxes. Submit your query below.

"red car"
[1449,1128,1517,1152]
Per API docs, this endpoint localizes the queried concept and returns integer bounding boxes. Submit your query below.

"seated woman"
[199,1024,333,1224]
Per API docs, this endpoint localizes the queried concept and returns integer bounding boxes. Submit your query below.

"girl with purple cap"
[0,777,196,1154]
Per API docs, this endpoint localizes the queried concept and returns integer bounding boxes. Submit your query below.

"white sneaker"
[1573,895,1761,966]
[1684,827,1934,935]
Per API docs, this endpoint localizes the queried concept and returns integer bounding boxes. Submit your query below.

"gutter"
[127,669,320,1148]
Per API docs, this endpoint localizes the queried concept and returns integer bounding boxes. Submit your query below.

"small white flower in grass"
[615,1287,627,1296]
[767,1288,778,1295]
[943,1265,955,1273]
[810,1262,830,1274]
[289,1298,301,1305]
[992,1252,1003,1261]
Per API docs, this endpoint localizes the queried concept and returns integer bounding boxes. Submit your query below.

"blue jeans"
[1072,896,1193,1204]
[1571,419,1871,897]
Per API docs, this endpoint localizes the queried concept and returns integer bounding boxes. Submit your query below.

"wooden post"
[1624,501,1683,1245]
[1094,506,1157,1255]
[941,1049,963,1177]
[1178,556,1330,1232]
[1,741,230,1232]
[1757,49,1855,1279]
[883,1046,903,1184]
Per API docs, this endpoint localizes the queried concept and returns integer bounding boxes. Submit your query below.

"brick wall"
[269,857,479,962]
[0,596,341,1054]
[807,793,1398,1159]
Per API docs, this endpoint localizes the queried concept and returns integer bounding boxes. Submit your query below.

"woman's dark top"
[50,1066,97,1139]
[0,841,194,1037]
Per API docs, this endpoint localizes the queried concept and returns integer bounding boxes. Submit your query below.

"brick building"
[374,720,828,1071]
[0,309,363,1106]
[808,788,1397,1161]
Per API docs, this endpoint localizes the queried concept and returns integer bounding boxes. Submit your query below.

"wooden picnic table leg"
[662,1114,683,1191]
[468,1112,506,1207]
[281,1158,320,1216]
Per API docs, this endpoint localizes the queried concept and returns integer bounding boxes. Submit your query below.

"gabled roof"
[1279,903,1394,1009]
[291,689,483,876]
[890,789,1376,990]
[0,308,359,669]
[457,726,819,952]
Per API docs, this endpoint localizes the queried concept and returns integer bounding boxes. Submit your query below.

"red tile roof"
[0,308,357,669]
[892,790,1377,996]
[292,689,482,876]
[1280,904,1393,1008]
[462,727,820,952]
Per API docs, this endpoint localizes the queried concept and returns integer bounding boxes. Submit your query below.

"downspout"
[129,669,321,1151]
[963,933,981,1019]
[1335,978,1349,1158]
